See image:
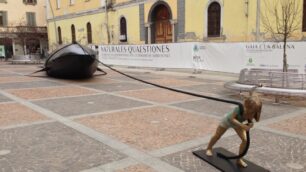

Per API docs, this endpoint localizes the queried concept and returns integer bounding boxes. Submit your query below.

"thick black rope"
[96,67,108,76]
[99,60,244,109]
[98,61,251,160]
[80,44,251,160]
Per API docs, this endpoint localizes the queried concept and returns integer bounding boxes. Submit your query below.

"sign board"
[96,43,194,68]
[94,42,306,74]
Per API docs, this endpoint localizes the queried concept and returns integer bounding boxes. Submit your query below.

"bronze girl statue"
[206,86,262,167]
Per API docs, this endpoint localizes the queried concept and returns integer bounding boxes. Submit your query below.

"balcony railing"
[0,26,47,34]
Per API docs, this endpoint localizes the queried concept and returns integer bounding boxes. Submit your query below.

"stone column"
[145,22,152,44]
[170,20,177,43]
[256,0,261,41]
[39,39,43,54]
[12,40,15,55]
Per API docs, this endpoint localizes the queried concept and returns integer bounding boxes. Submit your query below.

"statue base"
[193,148,270,172]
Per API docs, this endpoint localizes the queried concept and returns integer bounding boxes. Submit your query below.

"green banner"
[0,45,5,57]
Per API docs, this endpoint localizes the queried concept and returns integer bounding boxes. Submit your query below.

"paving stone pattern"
[115,164,157,172]
[177,76,226,84]
[119,88,197,103]
[0,62,305,172]
[0,103,48,128]
[0,80,64,90]
[8,86,98,100]
[178,84,235,95]
[171,99,237,117]
[33,94,150,116]
[163,129,306,172]
[0,93,11,102]
[0,122,125,172]
[83,82,151,92]
[269,114,306,136]
[77,106,219,151]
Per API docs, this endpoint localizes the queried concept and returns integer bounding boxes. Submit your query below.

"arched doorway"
[150,3,172,43]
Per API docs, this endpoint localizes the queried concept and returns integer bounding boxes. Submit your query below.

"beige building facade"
[47,0,306,48]
[0,0,48,58]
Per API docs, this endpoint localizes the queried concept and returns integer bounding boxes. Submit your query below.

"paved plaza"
[0,62,305,172]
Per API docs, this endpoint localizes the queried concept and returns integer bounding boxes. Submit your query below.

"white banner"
[96,43,194,68]
[243,42,305,73]
[95,42,306,74]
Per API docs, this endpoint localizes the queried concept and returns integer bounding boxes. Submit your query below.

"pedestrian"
[205,86,262,168]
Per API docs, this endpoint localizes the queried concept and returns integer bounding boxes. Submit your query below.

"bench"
[238,68,305,89]
[225,68,306,100]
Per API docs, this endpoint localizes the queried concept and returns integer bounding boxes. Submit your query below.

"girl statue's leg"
[206,126,227,156]
[234,128,248,167]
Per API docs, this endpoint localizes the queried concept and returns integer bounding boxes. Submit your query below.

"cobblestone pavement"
[0,62,305,172]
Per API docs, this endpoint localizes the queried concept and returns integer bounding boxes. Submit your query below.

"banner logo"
[193,45,199,52]
[247,57,255,66]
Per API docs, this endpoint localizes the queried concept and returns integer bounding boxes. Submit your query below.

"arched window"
[87,22,92,44]
[208,2,221,37]
[119,17,127,42]
[57,26,62,44]
[71,24,76,43]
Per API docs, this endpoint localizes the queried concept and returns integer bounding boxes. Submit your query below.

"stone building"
[0,0,48,58]
[46,0,306,47]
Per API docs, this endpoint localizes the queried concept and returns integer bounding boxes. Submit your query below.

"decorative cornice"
[47,7,106,22]
[47,0,160,22]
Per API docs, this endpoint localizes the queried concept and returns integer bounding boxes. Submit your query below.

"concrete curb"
[224,81,306,97]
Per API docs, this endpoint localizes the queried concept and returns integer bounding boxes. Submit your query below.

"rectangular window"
[23,0,37,5]
[26,12,36,26]
[303,0,306,31]
[56,0,61,9]
[70,0,75,5]
[0,11,7,27]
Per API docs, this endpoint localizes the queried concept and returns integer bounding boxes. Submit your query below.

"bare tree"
[261,0,302,72]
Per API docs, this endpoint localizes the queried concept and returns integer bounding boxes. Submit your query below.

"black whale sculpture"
[41,43,101,79]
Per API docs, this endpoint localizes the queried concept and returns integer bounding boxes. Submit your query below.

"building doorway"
[150,4,172,43]
[0,38,13,60]
[25,38,40,54]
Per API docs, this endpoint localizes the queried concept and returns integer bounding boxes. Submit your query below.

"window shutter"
[26,12,36,26]
[57,0,61,9]
[3,11,7,26]
[32,13,36,26]
[26,12,30,26]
